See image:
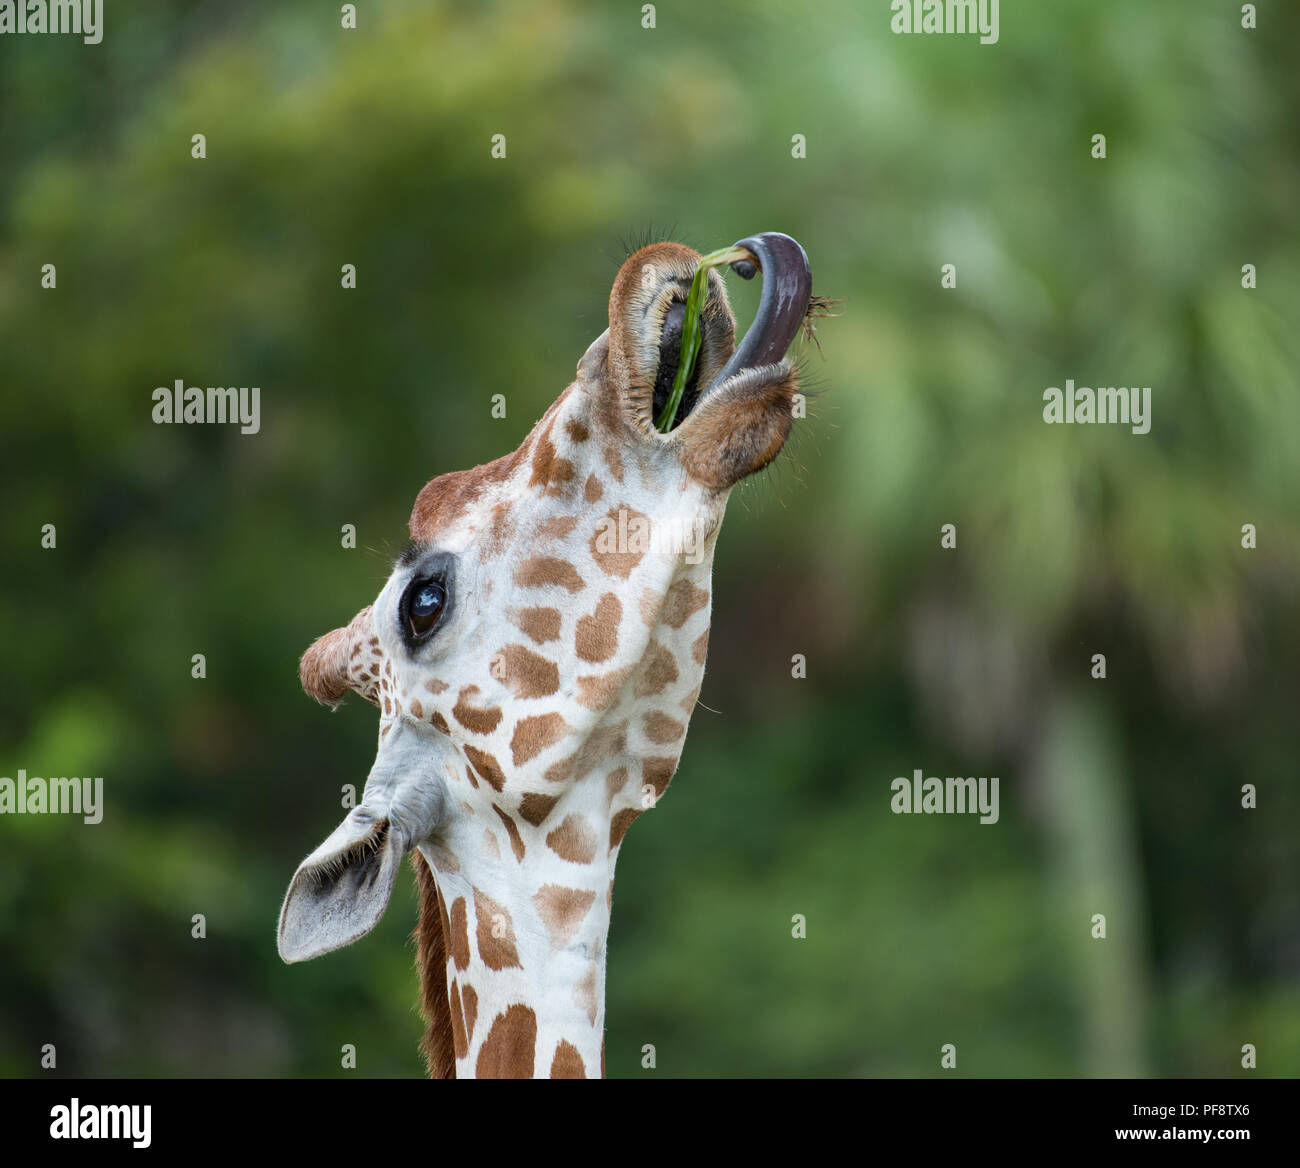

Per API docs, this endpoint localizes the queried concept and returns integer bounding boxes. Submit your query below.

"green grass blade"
[654,246,752,433]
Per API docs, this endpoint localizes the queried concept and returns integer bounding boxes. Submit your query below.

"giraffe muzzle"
[647,232,812,435]
[669,232,814,489]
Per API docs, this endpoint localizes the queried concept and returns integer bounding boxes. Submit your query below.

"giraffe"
[278,233,815,1078]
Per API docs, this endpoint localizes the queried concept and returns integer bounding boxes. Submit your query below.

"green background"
[1,0,1297,1077]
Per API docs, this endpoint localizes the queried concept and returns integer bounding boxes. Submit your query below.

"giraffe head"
[278,234,813,1076]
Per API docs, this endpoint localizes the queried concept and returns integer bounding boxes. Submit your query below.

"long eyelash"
[395,540,422,569]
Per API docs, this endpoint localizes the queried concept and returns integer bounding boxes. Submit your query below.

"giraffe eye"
[403,578,446,639]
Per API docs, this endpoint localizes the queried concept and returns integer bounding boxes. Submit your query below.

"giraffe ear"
[299,606,380,709]
[277,809,405,962]
[279,723,447,963]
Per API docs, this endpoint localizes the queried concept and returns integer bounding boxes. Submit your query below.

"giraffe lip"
[700,232,812,394]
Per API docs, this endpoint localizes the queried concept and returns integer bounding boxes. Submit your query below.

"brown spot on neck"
[511,605,562,644]
[544,754,576,784]
[453,686,503,734]
[643,711,685,744]
[546,814,599,864]
[510,712,571,766]
[634,640,679,697]
[575,593,622,663]
[538,514,580,540]
[605,766,629,801]
[493,804,527,862]
[483,500,515,559]
[532,884,597,950]
[464,745,507,792]
[449,897,471,970]
[474,888,523,969]
[497,644,560,698]
[550,1039,587,1078]
[519,791,561,827]
[528,417,576,497]
[639,587,664,626]
[576,666,634,711]
[476,1004,537,1079]
[610,807,641,851]
[642,755,677,798]
[448,980,469,1060]
[661,578,709,629]
[590,505,649,579]
[608,811,639,848]
[515,555,585,593]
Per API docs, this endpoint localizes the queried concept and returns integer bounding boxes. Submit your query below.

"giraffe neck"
[400,499,721,1078]
[417,810,615,1079]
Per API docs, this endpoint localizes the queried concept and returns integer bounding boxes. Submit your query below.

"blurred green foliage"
[1,0,1297,1077]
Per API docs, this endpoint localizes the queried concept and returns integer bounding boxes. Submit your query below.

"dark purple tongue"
[705,232,812,390]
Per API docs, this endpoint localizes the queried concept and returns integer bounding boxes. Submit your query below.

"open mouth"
[652,297,704,428]
[653,232,813,433]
